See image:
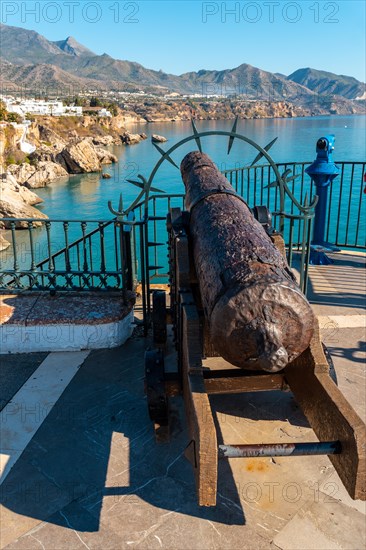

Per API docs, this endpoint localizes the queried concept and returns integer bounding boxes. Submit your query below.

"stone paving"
[0,251,365,550]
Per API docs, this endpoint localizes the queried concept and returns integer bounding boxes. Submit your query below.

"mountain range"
[0,23,365,106]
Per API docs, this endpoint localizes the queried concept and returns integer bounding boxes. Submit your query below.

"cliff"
[123,98,365,123]
[0,116,123,229]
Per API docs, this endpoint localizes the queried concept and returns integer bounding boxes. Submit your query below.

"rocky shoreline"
[0,137,119,235]
[1,102,364,249]
[0,116,152,249]
[121,98,365,123]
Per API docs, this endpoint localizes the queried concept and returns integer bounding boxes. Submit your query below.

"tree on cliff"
[0,101,22,123]
[90,97,102,107]
[107,103,118,116]
[7,112,22,123]
[0,100,7,121]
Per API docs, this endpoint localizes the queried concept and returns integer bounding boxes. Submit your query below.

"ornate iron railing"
[223,161,366,250]
[0,218,129,291]
[136,193,314,295]
[1,160,364,296]
[1,151,364,345]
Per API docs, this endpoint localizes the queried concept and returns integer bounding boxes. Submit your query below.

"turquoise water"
[35,115,366,220]
[1,115,365,278]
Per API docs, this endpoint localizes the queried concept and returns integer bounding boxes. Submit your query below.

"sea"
[1,115,365,274]
[35,115,366,220]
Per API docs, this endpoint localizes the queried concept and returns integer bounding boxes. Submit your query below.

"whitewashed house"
[1,96,82,117]
[98,108,112,117]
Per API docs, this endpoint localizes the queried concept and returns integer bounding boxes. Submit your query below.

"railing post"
[63,221,71,272]
[10,221,19,272]
[121,212,135,293]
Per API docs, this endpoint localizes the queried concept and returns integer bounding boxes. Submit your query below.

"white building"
[64,105,83,116]
[1,96,83,117]
[98,108,112,117]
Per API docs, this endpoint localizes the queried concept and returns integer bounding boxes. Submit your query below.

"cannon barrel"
[180,151,315,372]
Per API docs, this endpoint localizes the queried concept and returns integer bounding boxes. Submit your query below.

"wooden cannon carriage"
[145,152,366,506]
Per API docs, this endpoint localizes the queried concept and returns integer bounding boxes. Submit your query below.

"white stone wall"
[0,310,134,354]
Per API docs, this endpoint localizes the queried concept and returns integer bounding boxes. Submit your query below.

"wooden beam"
[204,372,285,394]
[285,320,366,501]
[181,302,218,506]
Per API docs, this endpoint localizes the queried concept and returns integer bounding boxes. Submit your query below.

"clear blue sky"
[1,1,365,81]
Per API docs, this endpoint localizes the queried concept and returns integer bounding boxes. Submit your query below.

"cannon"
[181,152,315,372]
[145,152,366,506]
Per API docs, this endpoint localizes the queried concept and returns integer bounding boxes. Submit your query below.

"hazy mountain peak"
[0,23,63,59]
[0,23,364,104]
[288,67,365,99]
[53,36,95,57]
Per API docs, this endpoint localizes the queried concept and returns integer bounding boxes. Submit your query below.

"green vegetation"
[0,100,22,123]
[25,113,37,122]
[90,97,103,107]
[63,96,89,107]
[0,100,7,121]
[73,96,88,107]
[84,97,119,116]
[108,103,118,116]
[6,155,16,166]
[5,149,27,166]
[7,112,22,123]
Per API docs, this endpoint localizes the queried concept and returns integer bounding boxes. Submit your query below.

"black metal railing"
[223,161,366,250]
[137,194,314,296]
[1,161,364,326]
[0,218,128,291]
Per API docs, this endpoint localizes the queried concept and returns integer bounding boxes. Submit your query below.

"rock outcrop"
[120,132,147,145]
[7,163,36,184]
[26,162,69,188]
[57,138,102,173]
[92,135,116,146]
[1,173,43,206]
[0,117,123,230]
[0,233,11,251]
[38,124,66,149]
[7,161,69,189]
[55,138,118,173]
[94,147,118,165]
[151,134,168,143]
[29,145,60,163]
[0,173,48,228]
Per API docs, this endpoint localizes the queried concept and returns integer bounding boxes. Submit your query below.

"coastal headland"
[0,94,365,251]
[0,111,149,237]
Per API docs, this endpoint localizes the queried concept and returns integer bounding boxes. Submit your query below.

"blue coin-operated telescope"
[305,135,340,265]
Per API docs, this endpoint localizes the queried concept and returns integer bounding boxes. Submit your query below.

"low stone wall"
[0,291,134,353]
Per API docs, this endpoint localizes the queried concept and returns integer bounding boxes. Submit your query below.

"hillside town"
[0,95,112,118]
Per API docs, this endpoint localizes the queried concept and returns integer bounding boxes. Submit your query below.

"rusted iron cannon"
[181,152,315,372]
[145,151,366,507]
